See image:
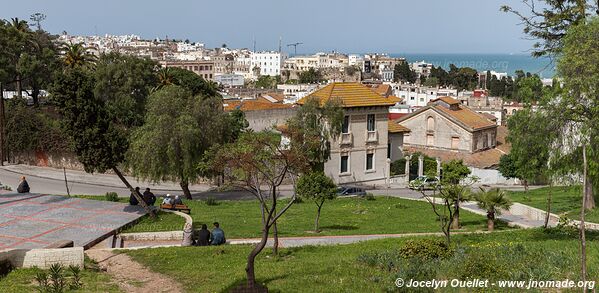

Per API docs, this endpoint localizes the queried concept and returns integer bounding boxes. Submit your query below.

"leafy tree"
[429,66,450,86]
[254,75,279,89]
[440,160,472,229]
[393,62,417,83]
[501,0,598,57]
[296,171,337,232]
[423,76,439,87]
[474,188,513,231]
[51,68,153,215]
[17,29,60,105]
[4,100,41,158]
[441,159,471,185]
[448,64,478,91]
[168,67,218,97]
[126,85,228,199]
[210,131,310,291]
[513,74,544,103]
[94,52,158,127]
[60,43,96,69]
[286,96,344,171]
[299,68,322,84]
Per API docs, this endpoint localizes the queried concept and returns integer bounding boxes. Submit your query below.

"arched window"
[427,116,435,131]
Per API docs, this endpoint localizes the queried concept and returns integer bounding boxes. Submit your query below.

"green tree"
[299,68,322,84]
[211,131,310,291]
[168,67,218,97]
[474,187,513,231]
[513,74,544,103]
[60,43,96,69]
[296,171,337,232]
[423,76,439,87]
[286,96,344,171]
[254,75,278,89]
[440,160,473,229]
[448,64,478,91]
[94,52,158,128]
[393,62,417,83]
[126,85,228,199]
[51,68,153,216]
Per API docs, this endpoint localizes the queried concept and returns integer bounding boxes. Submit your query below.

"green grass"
[118,196,508,238]
[508,186,599,223]
[0,257,121,293]
[124,229,599,292]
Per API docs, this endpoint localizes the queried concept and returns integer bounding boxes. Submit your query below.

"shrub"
[363,193,376,201]
[398,239,452,260]
[104,192,119,202]
[204,196,218,206]
[390,158,406,176]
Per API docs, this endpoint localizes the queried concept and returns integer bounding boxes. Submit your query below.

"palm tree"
[60,43,97,69]
[152,67,174,92]
[10,17,29,32]
[10,18,32,98]
[475,188,513,231]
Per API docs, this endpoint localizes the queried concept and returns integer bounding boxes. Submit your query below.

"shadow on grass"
[320,225,358,231]
[221,275,288,293]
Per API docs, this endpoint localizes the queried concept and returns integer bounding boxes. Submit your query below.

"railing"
[366,131,378,143]
[339,132,353,146]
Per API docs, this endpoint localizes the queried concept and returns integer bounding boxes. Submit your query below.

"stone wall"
[244,108,298,131]
[12,151,85,171]
[470,167,516,185]
[401,108,474,152]
[0,247,84,269]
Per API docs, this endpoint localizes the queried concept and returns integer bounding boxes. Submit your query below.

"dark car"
[337,186,367,196]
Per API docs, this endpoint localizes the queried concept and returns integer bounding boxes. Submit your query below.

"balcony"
[366,130,378,143]
[339,132,353,146]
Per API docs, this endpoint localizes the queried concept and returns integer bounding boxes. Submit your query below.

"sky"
[1,0,535,54]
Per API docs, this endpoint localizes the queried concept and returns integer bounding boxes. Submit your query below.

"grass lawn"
[0,257,121,293]
[508,186,599,223]
[124,229,599,292]
[116,196,507,238]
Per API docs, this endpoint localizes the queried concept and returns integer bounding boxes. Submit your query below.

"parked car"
[408,176,440,190]
[337,186,367,196]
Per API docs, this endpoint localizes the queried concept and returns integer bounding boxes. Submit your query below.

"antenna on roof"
[287,42,303,56]
[278,36,282,53]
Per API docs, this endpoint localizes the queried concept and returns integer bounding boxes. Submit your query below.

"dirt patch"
[86,249,183,293]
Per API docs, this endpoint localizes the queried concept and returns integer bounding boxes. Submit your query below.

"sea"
[389,53,555,78]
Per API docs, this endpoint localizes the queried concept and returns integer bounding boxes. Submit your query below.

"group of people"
[129,187,157,206]
[162,194,183,205]
[195,222,226,246]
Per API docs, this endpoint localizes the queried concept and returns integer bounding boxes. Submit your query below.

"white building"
[411,61,433,77]
[251,51,287,77]
[277,84,319,104]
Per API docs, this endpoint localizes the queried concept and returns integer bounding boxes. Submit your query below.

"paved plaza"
[0,193,146,250]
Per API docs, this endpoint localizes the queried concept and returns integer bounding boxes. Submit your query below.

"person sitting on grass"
[129,187,140,205]
[143,188,156,206]
[174,195,183,205]
[196,224,211,246]
[210,222,226,245]
[162,194,173,205]
[17,176,30,193]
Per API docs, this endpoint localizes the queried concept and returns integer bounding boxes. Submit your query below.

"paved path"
[0,193,146,250]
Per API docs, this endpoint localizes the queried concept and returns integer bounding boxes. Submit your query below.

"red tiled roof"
[404,145,504,169]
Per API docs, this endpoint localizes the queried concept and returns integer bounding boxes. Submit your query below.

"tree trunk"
[180,181,192,200]
[272,186,278,256]
[524,179,529,193]
[0,82,4,166]
[112,167,155,218]
[245,223,270,289]
[581,145,588,290]
[32,87,39,107]
[544,183,552,229]
[16,75,22,99]
[584,174,595,210]
[487,211,495,232]
[315,202,323,232]
[451,201,460,230]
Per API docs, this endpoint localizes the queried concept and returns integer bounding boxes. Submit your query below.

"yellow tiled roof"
[223,100,294,112]
[297,82,398,108]
[388,120,411,133]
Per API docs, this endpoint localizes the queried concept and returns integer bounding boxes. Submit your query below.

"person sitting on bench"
[210,222,226,245]
[162,194,173,205]
[17,176,30,193]
[129,187,140,205]
[174,195,183,205]
[143,188,156,206]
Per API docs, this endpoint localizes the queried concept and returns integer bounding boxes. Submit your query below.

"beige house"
[397,97,497,153]
[298,82,400,184]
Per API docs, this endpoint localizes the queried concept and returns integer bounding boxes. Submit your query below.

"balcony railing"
[339,132,353,146]
[366,130,378,143]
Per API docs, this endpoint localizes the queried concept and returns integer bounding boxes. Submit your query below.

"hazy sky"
[1,0,535,54]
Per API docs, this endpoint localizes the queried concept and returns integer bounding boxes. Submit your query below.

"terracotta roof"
[388,120,411,133]
[481,113,498,122]
[404,145,504,169]
[433,96,460,105]
[258,92,285,103]
[371,84,392,97]
[496,125,511,153]
[297,82,398,108]
[223,100,294,112]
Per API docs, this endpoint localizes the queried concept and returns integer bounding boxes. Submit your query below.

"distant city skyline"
[2,0,535,54]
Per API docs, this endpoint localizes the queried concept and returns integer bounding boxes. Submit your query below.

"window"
[342,116,350,134]
[427,116,435,131]
[340,155,349,173]
[366,153,374,170]
[367,114,376,131]
[427,134,434,146]
[451,137,460,149]
[387,143,391,159]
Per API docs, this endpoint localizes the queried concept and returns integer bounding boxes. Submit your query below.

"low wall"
[470,167,517,185]
[0,247,84,269]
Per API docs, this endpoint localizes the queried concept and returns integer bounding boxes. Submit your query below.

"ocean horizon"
[389,53,555,78]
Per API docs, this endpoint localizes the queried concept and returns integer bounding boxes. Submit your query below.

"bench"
[160,204,191,214]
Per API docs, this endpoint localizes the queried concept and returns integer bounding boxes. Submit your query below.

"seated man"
[17,176,30,193]
[210,222,226,245]
[162,194,173,205]
[129,187,140,205]
[173,195,183,205]
[196,224,211,246]
[143,188,156,206]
